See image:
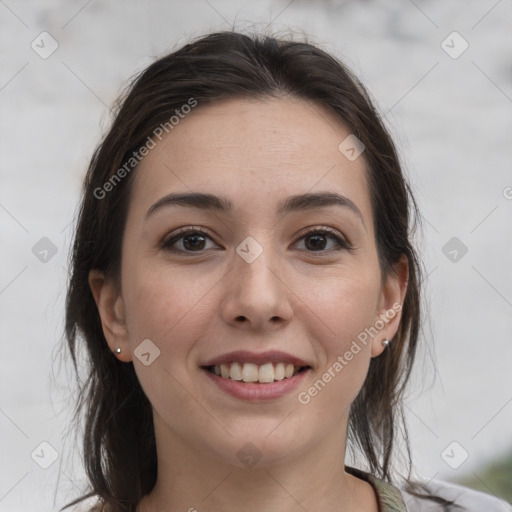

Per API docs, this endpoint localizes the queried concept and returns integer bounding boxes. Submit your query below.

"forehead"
[129,97,372,224]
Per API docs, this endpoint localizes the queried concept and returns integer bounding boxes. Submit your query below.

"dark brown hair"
[62,30,455,511]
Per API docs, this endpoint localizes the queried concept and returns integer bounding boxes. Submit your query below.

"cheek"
[122,262,219,353]
[312,269,381,350]
[303,269,381,401]
[121,267,217,417]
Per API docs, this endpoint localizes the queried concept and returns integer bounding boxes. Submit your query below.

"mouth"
[203,362,311,384]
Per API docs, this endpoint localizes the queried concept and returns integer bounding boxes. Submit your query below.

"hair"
[62,30,457,511]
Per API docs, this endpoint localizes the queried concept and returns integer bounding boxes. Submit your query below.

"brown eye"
[161,229,219,253]
[295,228,353,253]
[160,226,353,256]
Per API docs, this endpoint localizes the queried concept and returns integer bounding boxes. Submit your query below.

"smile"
[205,362,309,383]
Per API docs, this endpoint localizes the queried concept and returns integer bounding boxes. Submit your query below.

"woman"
[62,31,508,512]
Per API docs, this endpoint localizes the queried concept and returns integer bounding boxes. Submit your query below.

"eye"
[160,226,353,255]
[294,227,353,254]
[160,228,220,253]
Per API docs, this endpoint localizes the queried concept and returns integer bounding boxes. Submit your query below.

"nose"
[219,239,293,332]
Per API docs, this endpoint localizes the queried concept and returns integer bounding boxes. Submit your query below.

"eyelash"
[160,226,354,255]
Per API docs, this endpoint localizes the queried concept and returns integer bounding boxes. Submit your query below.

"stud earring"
[382,339,390,348]
[114,347,122,354]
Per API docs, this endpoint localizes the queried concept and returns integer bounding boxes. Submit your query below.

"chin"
[201,424,313,470]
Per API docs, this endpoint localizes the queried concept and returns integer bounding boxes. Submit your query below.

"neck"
[137,411,378,512]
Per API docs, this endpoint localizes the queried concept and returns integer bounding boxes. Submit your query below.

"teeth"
[230,362,243,381]
[242,363,259,382]
[211,362,305,383]
[220,364,230,379]
[258,363,274,383]
[274,362,285,380]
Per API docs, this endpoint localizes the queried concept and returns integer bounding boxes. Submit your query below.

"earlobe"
[88,269,132,362]
[371,255,409,358]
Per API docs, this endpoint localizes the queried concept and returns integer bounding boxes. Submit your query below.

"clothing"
[346,465,512,511]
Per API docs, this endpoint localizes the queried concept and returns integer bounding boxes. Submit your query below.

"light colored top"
[346,466,512,512]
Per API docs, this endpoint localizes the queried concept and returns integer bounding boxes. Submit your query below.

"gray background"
[1,0,511,510]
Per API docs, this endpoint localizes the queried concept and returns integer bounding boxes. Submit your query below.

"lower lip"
[201,368,310,401]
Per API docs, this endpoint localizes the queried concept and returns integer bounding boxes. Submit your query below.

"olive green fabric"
[346,465,407,511]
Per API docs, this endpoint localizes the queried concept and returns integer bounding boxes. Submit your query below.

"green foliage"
[451,451,512,504]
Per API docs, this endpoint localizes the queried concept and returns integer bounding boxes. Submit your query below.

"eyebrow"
[146,191,365,227]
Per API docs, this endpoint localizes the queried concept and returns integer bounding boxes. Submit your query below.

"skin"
[89,96,408,512]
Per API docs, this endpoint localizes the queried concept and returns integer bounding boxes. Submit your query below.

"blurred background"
[1,0,511,510]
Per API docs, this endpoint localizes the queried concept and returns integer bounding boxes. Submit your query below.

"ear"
[88,269,132,362]
[371,254,409,358]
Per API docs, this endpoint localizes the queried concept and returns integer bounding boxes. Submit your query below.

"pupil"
[184,234,205,251]
[306,234,326,251]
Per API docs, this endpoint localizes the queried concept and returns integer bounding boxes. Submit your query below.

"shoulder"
[399,478,511,512]
[345,466,510,512]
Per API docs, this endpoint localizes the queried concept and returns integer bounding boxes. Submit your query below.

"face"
[90,97,407,468]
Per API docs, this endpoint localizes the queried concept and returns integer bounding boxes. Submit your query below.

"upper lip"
[201,350,310,368]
